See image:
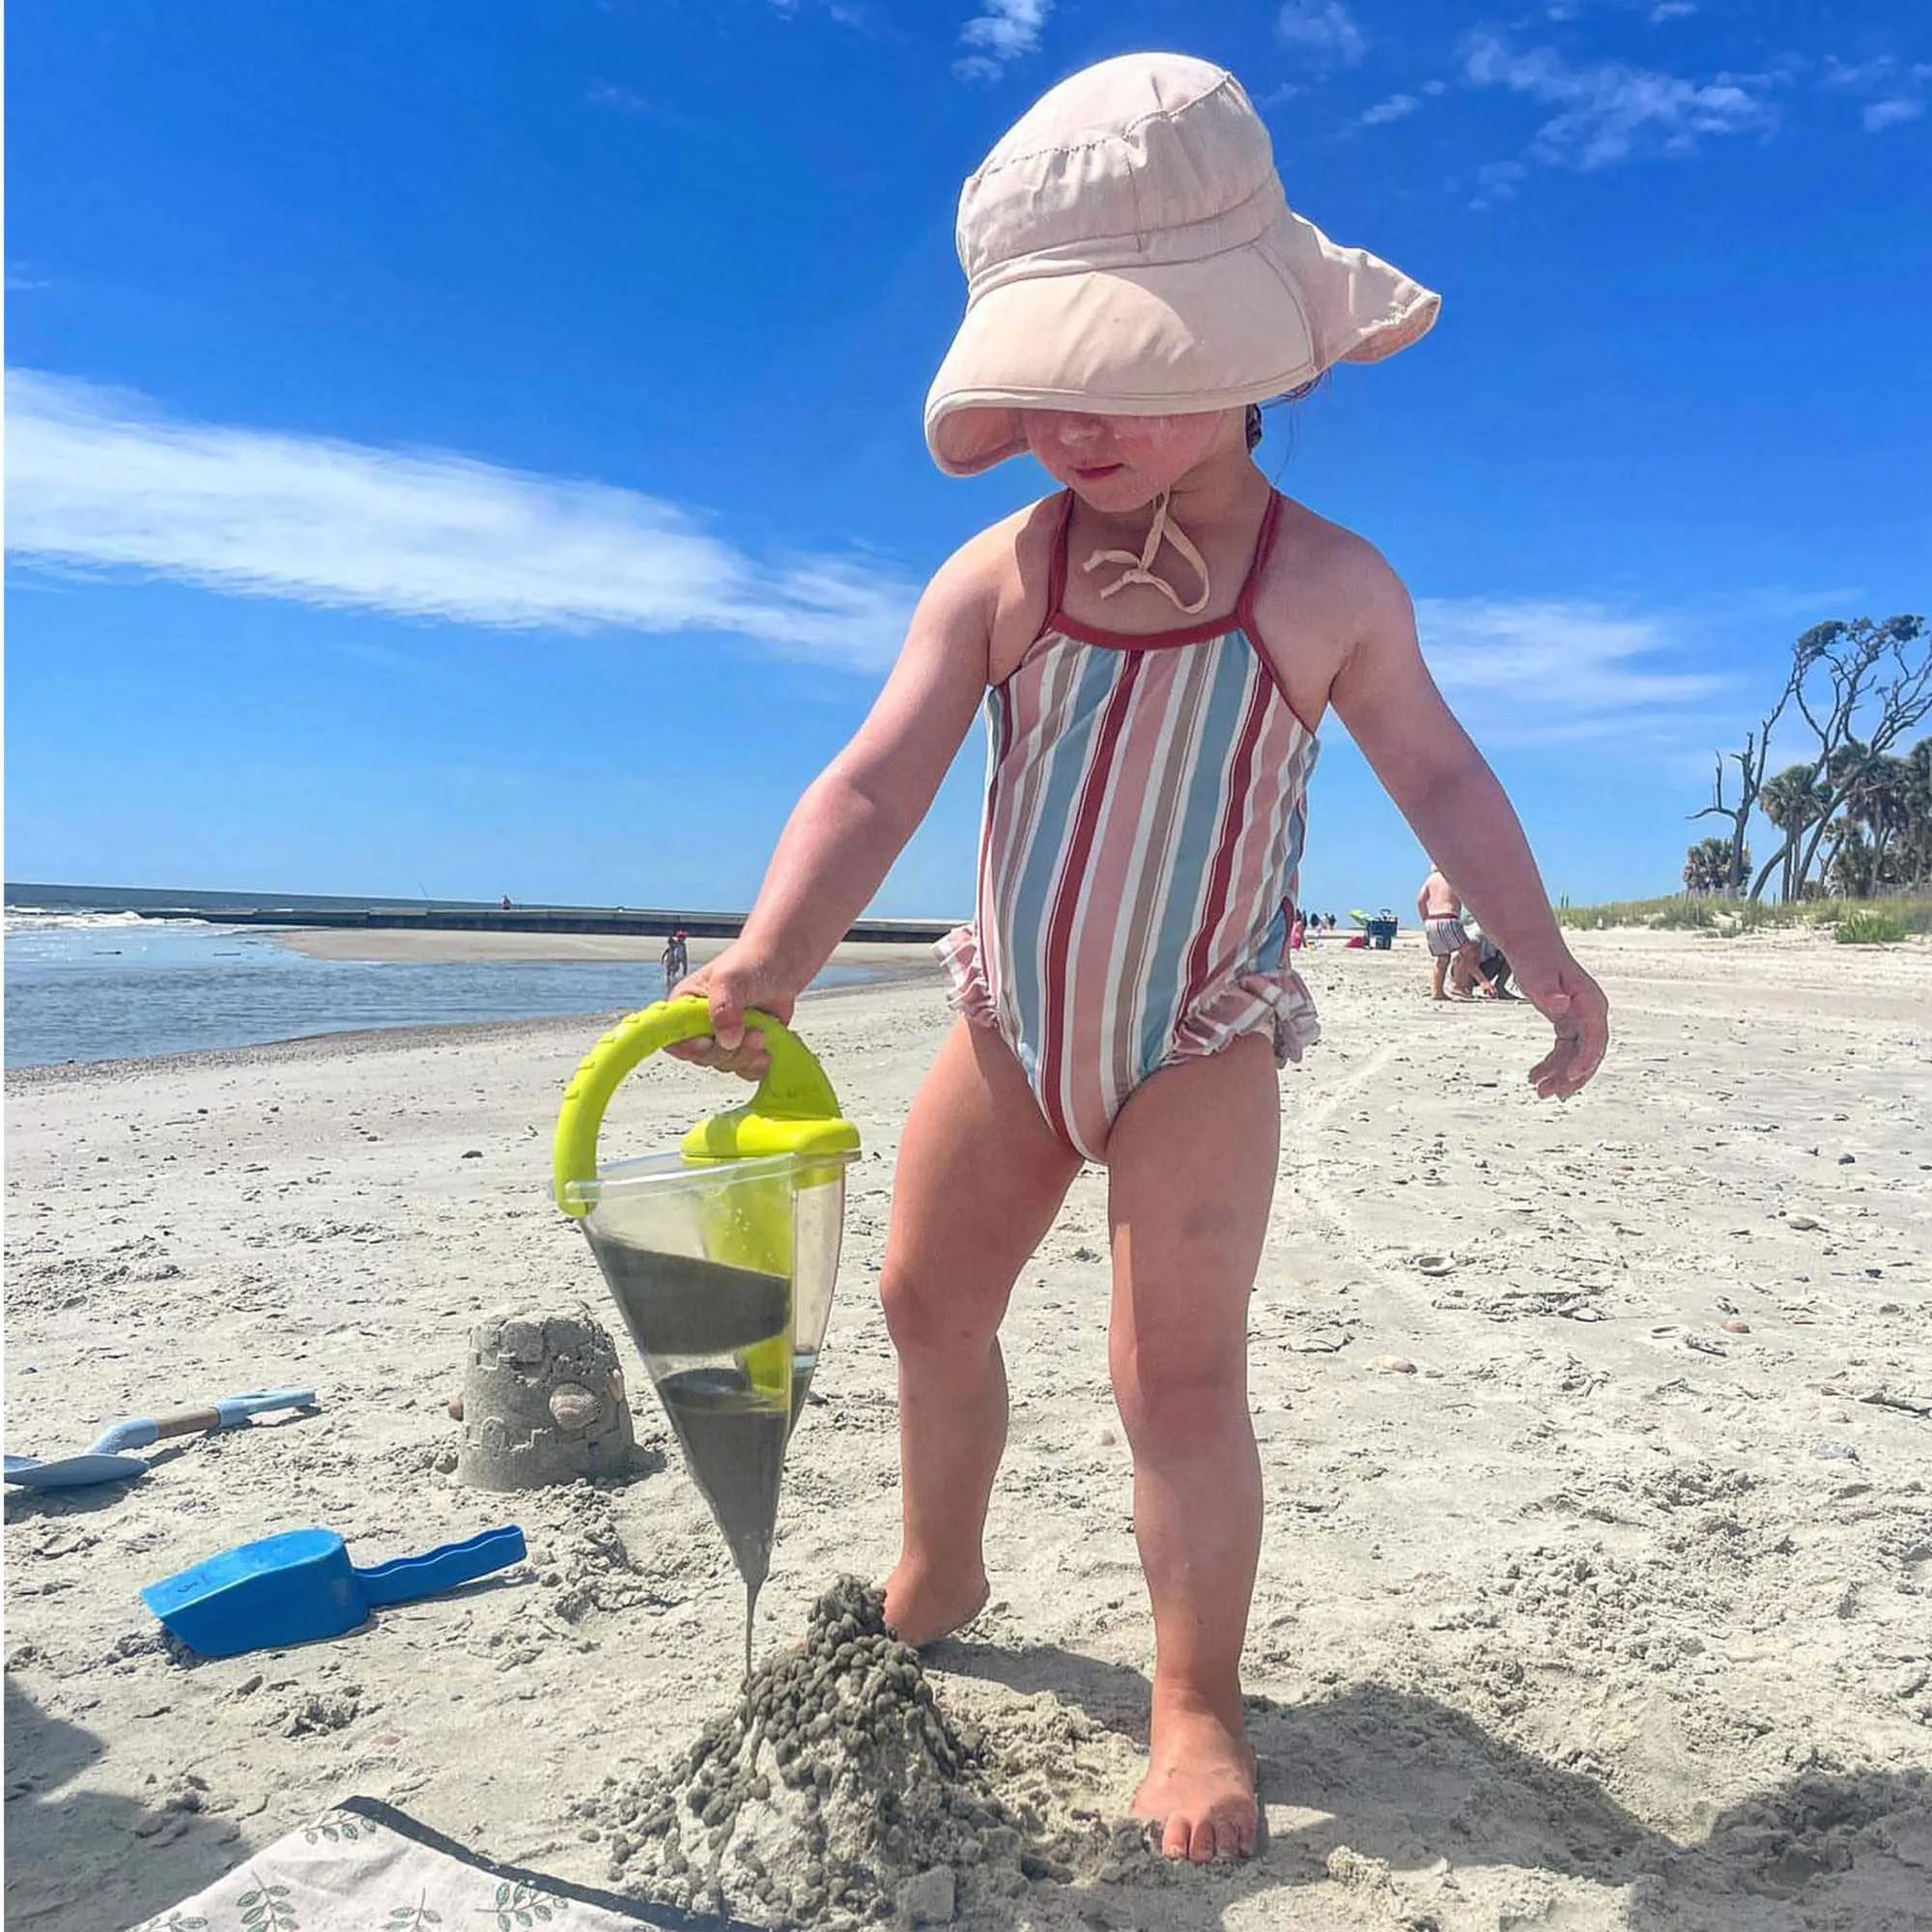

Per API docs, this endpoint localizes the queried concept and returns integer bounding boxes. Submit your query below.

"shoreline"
[4,944,948,1089]
[270,929,952,972]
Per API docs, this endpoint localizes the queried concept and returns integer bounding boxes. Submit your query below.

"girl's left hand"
[1516,952,1609,1099]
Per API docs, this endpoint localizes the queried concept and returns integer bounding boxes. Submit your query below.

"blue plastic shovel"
[142,1524,527,1657]
[4,1389,316,1491]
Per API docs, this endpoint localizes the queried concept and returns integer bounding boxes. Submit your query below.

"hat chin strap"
[1082,490,1211,616]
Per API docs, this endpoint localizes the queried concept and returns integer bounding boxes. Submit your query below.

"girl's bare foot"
[882,1556,989,1647]
[1131,1692,1260,1862]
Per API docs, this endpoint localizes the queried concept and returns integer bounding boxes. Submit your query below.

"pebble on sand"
[1367,1355,1418,1375]
[897,1864,956,1925]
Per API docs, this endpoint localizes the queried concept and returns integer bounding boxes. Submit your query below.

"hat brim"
[924,203,1438,476]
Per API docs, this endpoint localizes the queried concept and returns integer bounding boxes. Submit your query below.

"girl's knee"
[880,1261,1003,1360]
[1110,1330,1246,1447]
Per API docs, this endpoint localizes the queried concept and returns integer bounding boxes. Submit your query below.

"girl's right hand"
[666,944,800,1081]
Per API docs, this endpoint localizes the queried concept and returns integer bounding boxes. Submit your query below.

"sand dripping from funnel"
[587,1577,1065,1927]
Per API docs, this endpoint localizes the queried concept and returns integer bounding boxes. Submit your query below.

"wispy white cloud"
[765,1,871,29]
[1469,158,1530,209]
[1820,54,1917,91]
[1359,92,1421,127]
[1417,597,1730,745]
[583,84,711,134]
[588,83,651,110]
[1821,52,1932,132]
[335,638,425,675]
[5,371,918,671]
[1463,33,1780,173]
[955,0,1050,82]
[1863,97,1924,131]
[1276,2,1366,70]
[1545,0,1695,18]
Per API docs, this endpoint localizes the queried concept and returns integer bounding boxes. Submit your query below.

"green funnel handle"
[553,996,848,1216]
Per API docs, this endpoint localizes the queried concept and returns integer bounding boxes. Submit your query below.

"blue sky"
[7,0,1928,915]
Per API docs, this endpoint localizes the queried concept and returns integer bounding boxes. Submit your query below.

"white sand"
[6,929,1930,1930]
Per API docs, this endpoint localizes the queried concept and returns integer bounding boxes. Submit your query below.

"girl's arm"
[675,538,999,1065]
[1328,566,1609,1098]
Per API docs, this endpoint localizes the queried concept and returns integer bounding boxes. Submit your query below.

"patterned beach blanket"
[123,1797,737,1932]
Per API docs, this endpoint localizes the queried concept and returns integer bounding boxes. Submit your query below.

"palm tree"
[1902,738,1932,886]
[1829,826,1877,897]
[1857,754,1914,887]
[1813,747,1918,895]
[1683,836,1737,894]
[1755,763,1829,901]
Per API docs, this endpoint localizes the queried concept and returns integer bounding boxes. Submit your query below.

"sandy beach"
[6,926,1930,1931]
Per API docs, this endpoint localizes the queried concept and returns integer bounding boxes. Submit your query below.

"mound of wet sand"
[582,1579,1157,1927]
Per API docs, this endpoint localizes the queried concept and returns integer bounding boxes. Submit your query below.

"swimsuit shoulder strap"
[1034,490,1076,641]
[1236,494,1321,740]
[1234,491,1287,636]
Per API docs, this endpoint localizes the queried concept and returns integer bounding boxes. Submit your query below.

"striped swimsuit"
[939,490,1321,1160]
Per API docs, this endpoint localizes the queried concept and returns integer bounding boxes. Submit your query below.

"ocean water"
[3,913,866,1067]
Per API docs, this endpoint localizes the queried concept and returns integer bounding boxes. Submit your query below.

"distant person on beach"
[662,927,690,988]
[1419,865,1497,1002]
[670,55,1606,1865]
[1454,921,1516,998]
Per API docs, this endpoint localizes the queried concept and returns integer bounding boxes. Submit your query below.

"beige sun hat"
[924,51,1440,476]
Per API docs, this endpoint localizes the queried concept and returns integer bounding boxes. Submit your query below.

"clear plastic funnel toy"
[553,997,859,1668]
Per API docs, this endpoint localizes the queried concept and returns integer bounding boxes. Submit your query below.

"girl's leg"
[882,1019,1084,1644]
[1106,1034,1280,1862]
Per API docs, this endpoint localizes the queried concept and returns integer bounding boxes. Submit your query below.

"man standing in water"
[1418,865,1497,1002]
[662,926,690,992]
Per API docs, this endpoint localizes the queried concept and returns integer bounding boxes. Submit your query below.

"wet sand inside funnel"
[586,1236,790,1356]
[656,1367,789,1591]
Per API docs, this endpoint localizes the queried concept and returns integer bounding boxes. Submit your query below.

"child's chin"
[1065,469,1160,510]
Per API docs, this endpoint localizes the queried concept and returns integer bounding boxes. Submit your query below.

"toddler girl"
[678,52,1609,1862]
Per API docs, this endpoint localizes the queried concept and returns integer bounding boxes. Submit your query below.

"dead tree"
[1692,711,1785,896]
[1745,617,1931,900]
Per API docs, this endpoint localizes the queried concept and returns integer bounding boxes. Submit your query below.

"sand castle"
[454,1311,636,1491]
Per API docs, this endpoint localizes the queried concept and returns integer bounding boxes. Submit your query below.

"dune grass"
[1555,895,1932,937]
[1834,909,1909,945]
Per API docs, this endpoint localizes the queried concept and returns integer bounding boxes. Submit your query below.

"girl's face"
[1020,408,1237,508]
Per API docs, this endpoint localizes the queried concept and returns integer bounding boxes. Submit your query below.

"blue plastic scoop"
[142,1524,526,1657]
[5,1389,316,1492]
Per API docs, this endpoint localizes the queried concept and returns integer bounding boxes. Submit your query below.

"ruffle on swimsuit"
[939,489,1321,1161]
